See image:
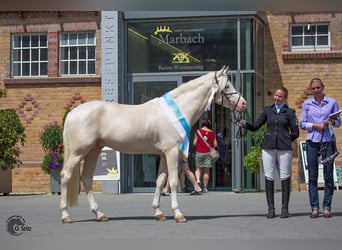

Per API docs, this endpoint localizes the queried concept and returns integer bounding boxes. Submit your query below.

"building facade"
[0,11,341,193]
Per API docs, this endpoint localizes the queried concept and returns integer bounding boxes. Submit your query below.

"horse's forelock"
[217,73,231,92]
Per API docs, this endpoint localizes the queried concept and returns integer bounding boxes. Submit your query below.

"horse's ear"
[218,65,229,76]
[218,66,226,76]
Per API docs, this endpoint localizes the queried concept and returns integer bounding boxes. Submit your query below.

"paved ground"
[1,190,342,249]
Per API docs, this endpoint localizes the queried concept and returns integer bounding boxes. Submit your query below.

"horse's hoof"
[175,215,187,223]
[61,216,73,223]
[155,214,167,221]
[97,215,109,222]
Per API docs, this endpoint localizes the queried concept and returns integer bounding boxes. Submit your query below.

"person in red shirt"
[193,117,218,193]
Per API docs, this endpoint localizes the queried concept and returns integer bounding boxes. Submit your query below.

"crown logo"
[154,25,172,36]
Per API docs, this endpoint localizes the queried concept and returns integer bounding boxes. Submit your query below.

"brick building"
[0,11,341,193]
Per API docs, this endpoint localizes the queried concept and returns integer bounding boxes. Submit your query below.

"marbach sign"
[154,26,205,44]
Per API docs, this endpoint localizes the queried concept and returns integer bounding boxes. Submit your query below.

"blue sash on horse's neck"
[159,93,190,159]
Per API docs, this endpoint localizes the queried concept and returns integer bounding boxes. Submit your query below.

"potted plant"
[39,122,64,193]
[39,108,69,194]
[0,92,26,195]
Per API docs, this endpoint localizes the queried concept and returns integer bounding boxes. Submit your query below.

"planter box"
[50,168,61,194]
[0,168,12,195]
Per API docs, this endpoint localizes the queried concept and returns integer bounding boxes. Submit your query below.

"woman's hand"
[313,123,325,131]
[314,118,335,131]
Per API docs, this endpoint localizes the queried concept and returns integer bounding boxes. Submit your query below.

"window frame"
[290,23,330,52]
[11,33,48,77]
[59,31,96,76]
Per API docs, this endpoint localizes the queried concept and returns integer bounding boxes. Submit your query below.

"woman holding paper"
[300,78,341,218]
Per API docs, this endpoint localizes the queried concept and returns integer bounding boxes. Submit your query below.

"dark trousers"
[306,140,336,211]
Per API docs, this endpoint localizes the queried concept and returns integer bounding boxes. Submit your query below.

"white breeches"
[262,149,293,181]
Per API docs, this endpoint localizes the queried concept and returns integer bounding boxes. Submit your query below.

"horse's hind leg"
[81,147,108,222]
[60,154,82,223]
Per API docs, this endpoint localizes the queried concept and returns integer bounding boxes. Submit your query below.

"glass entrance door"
[213,103,233,191]
[129,75,181,192]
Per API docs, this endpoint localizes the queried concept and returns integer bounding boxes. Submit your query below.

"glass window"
[127,19,238,73]
[11,34,48,77]
[240,19,254,70]
[59,32,96,76]
[290,23,330,51]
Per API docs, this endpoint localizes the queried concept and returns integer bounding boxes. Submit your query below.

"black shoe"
[190,190,202,195]
[181,187,191,193]
[280,209,289,218]
[267,209,275,219]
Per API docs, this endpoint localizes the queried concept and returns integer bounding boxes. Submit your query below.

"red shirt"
[195,129,216,153]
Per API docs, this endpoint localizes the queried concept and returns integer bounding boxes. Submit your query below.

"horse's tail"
[67,167,80,208]
[63,118,80,208]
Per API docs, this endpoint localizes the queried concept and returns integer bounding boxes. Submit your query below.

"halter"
[213,73,246,138]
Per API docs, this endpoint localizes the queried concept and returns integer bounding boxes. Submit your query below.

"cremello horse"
[60,66,246,223]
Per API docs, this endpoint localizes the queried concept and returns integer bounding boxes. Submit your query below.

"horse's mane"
[168,72,215,99]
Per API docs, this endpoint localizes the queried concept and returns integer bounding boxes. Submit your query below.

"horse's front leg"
[166,153,186,223]
[152,172,167,221]
[169,174,187,223]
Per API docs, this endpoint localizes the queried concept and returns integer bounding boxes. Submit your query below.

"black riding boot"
[265,179,275,218]
[280,178,291,218]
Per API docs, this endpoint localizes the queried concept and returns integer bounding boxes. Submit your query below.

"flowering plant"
[39,123,64,174]
[41,148,64,174]
[47,152,63,170]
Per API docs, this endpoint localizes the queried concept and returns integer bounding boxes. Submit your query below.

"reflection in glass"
[128,19,238,73]
[133,81,177,188]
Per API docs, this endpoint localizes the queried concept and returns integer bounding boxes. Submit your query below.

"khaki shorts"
[195,152,214,168]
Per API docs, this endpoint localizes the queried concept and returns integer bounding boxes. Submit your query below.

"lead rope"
[319,122,339,165]
[221,90,246,138]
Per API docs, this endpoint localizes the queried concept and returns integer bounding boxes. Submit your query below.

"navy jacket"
[246,104,299,150]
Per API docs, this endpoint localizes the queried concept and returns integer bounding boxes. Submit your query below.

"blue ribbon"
[162,93,190,155]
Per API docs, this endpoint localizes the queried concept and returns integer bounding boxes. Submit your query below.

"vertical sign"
[299,141,339,190]
[100,12,121,193]
[101,11,119,103]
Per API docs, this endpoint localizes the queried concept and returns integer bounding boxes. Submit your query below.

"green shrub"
[243,126,266,173]
[0,109,26,170]
[39,123,63,153]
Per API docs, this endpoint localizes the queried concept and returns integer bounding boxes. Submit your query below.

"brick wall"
[11,165,102,193]
[264,11,342,190]
[0,11,102,193]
